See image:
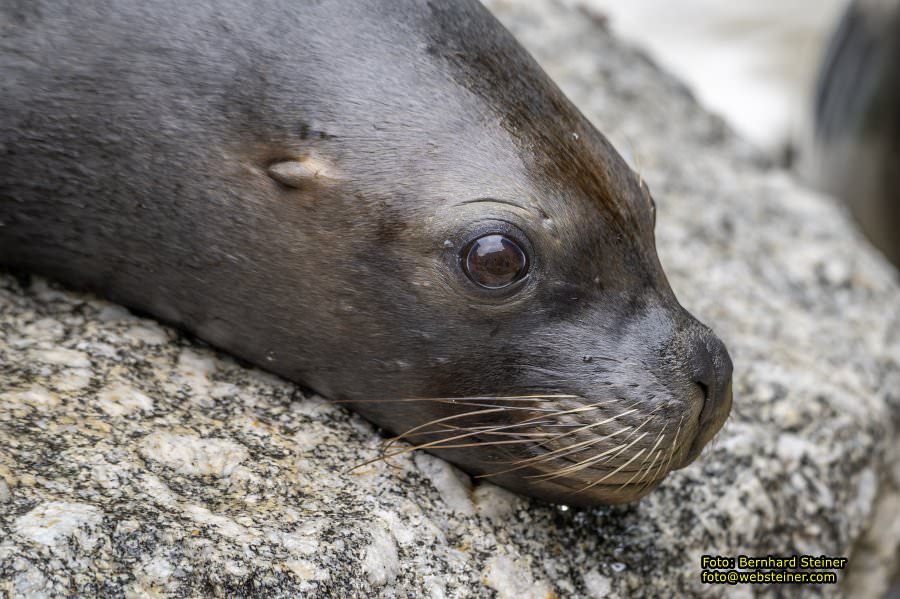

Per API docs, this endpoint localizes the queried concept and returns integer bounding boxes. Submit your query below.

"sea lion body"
[1,0,732,505]
[811,0,900,266]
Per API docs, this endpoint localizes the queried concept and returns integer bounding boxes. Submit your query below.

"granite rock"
[2,0,900,597]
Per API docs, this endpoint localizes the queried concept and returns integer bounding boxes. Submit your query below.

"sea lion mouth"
[345,382,729,505]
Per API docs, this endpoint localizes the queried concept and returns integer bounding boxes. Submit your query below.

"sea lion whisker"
[425,402,563,413]
[657,415,684,484]
[390,420,566,441]
[492,401,640,465]
[532,402,643,449]
[623,424,668,493]
[531,431,649,482]
[386,406,524,443]
[372,409,586,466]
[615,451,657,492]
[430,425,563,438]
[397,397,616,447]
[587,416,656,466]
[488,432,558,438]
[378,399,599,454]
[375,406,529,456]
[652,445,671,484]
[528,412,658,481]
[418,438,554,450]
[367,397,574,455]
[383,406,596,451]
[637,424,669,484]
[635,449,665,493]
[524,441,631,481]
[564,411,650,460]
[335,394,578,404]
[473,426,634,479]
[473,400,645,476]
[362,418,563,468]
[603,403,662,448]
[437,394,579,403]
[447,422,587,431]
[636,424,667,474]
[577,447,648,493]
[376,402,564,423]
[525,443,640,480]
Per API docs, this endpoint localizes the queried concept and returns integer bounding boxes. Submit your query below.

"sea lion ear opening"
[267,156,336,188]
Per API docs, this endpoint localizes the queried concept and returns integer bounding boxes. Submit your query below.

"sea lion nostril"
[696,381,710,402]
[689,332,733,428]
[672,329,734,469]
[689,343,716,400]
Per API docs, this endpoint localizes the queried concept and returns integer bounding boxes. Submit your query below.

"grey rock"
[2,0,899,597]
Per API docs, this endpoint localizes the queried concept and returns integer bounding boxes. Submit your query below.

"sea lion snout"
[679,325,733,466]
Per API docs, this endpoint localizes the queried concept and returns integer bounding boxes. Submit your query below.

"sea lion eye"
[463,234,529,289]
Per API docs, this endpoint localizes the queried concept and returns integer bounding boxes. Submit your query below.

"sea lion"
[810,0,900,267]
[0,0,733,505]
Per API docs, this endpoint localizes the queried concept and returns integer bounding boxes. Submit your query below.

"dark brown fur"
[0,0,732,505]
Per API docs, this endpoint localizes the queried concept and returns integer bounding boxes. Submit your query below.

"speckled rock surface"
[2,1,900,597]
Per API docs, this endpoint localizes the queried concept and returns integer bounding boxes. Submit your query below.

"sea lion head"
[0,0,730,505]
[244,0,733,505]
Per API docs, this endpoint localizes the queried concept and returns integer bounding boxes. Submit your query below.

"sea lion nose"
[670,325,734,470]
[690,332,734,431]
